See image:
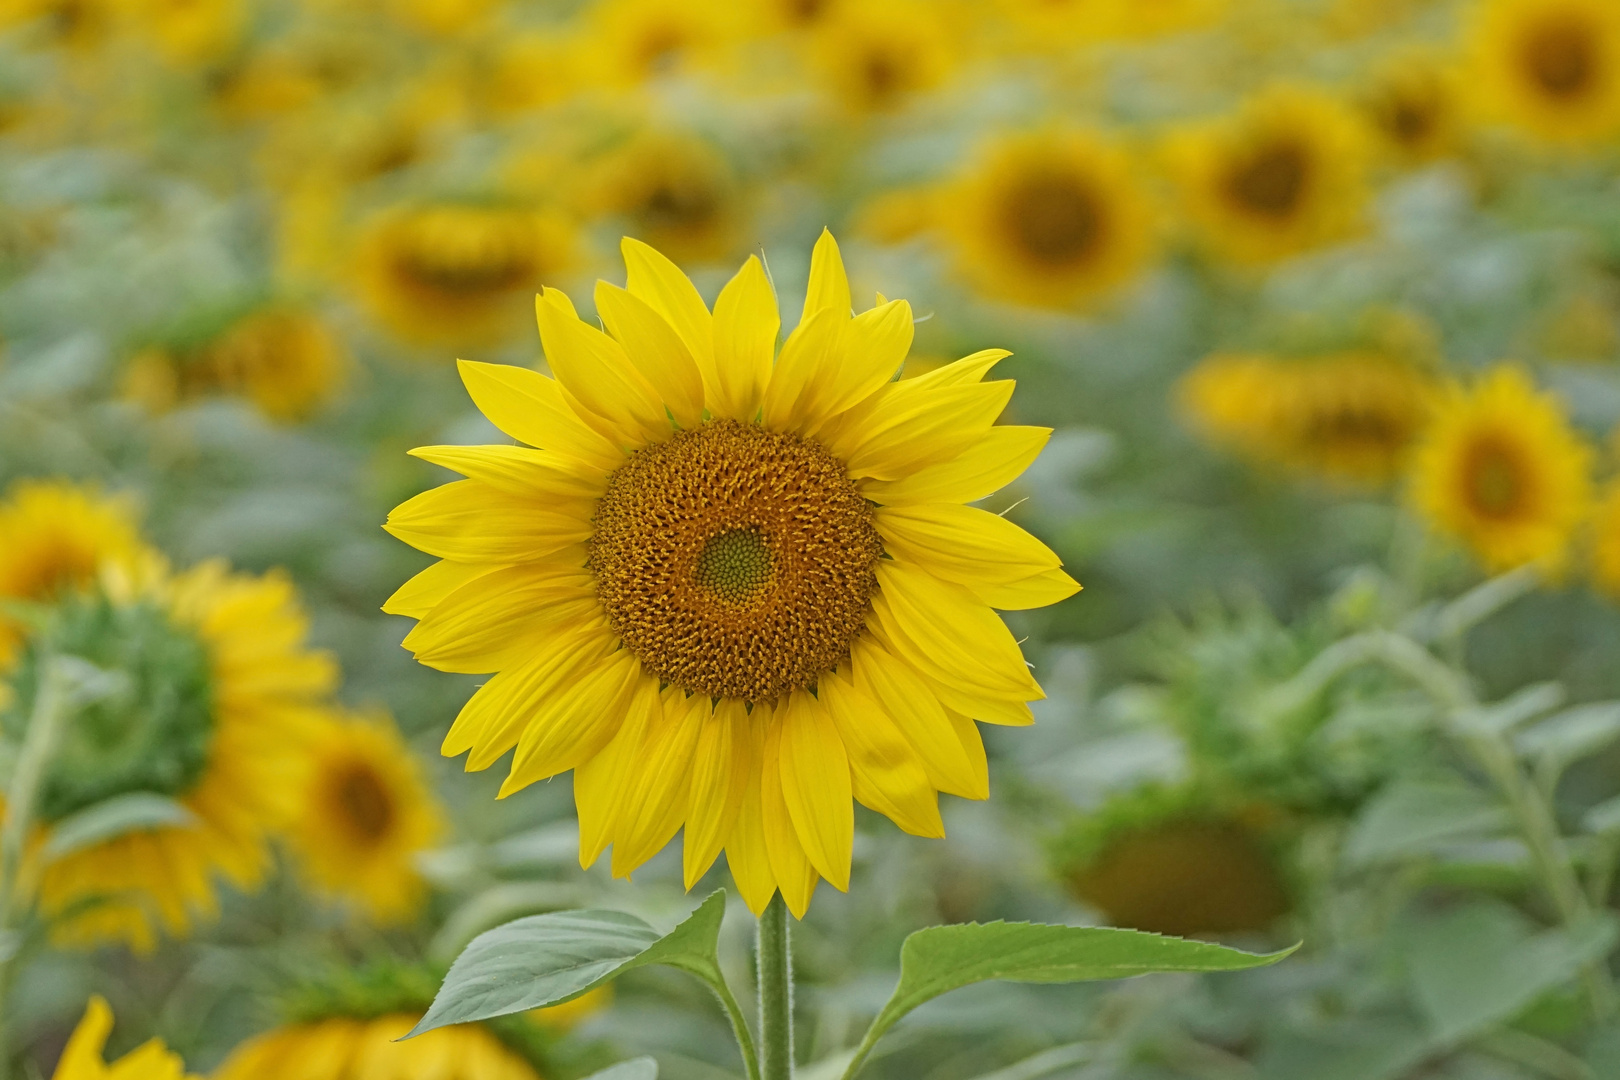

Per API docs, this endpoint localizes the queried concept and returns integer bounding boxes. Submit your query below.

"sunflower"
[584,0,740,87]
[354,203,577,348]
[124,0,243,67]
[214,1015,540,1080]
[0,0,119,53]
[1469,0,1620,146]
[50,996,197,1080]
[9,559,337,950]
[1165,85,1372,266]
[387,0,499,38]
[941,130,1156,310]
[586,132,744,266]
[810,1,955,114]
[1180,350,1438,485]
[1409,366,1593,574]
[1360,50,1464,165]
[205,307,349,423]
[0,480,150,667]
[284,710,444,923]
[482,30,584,114]
[1095,0,1229,40]
[1591,478,1620,599]
[383,231,1078,916]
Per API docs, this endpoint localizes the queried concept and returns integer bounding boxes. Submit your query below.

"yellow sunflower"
[481,30,585,115]
[1409,366,1594,574]
[205,307,349,423]
[942,130,1156,310]
[285,710,445,924]
[1180,350,1439,485]
[1360,50,1465,166]
[354,203,577,348]
[384,231,1078,917]
[810,1,956,114]
[1591,478,1620,598]
[1096,0,1229,40]
[0,480,150,667]
[124,0,243,68]
[1166,85,1372,266]
[585,132,745,266]
[387,0,499,38]
[214,1015,539,1080]
[15,560,337,950]
[1469,0,1620,146]
[50,996,198,1080]
[584,0,741,88]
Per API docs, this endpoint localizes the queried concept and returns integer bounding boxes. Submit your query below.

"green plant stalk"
[0,654,71,1078]
[714,966,763,1080]
[758,894,793,1080]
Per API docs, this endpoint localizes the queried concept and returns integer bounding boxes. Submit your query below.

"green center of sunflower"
[1,594,215,821]
[1225,137,1310,218]
[1000,170,1103,269]
[1522,17,1595,99]
[589,419,883,702]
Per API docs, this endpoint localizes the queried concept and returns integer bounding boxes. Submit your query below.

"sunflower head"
[1470,0,1620,145]
[126,0,243,67]
[205,307,348,423]
[586,0,740,86]
[1590,478,1620,599]
[1361,51,1464,165]
[945,130,1156,310]
[810,1,955,114]
[1410,366,1594,574]
[49,996,198,1080]
[354,203,577,347]
[1167,85,1371,266]
[586,132,743,265]
[383,230,1077,917]
[483,30,585,114]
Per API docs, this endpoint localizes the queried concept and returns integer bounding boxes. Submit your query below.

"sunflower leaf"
[580,1058,657,1080]
[842,922,1296,1079]
[42,793,196,862]
[405,890,727,1038]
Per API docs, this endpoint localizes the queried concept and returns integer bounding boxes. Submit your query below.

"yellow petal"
[860,426,1051,507]
[850,635,986,800]
[575,675,662,868]
[970,567,1082,611]
[611,689,706,877]
[777,689,853,892]
[810,298,914,427]
[711,255,778,421]
[876,504,1063,588]
[837,381,1015,481]
[724,716,778,916]
[871,559,1042,700]
[683,697,754,889]
[821,670,943,838]
[381,559,503,619]
[455,360,623,473]
[56,996,115,1077]
[534,288,668,444]
[501,650,641,795]
[622,236,715,375]
[408,444,606,501]
[594,280,706,428]
[760,710,819,918]
[804,227,851,319]
[926,677,1036,727]
[944,709,989,800]
[384,479,593,562]
[402,559,596,673]
[759,306,844,432]
[908,348,1011,388]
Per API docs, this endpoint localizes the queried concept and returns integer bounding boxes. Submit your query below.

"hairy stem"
[758,894,793,1080]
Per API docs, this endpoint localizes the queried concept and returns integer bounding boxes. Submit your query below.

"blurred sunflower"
[481,30,584,114]
[285,710,444,923]
[354,203,577,348]
[1166,85,1372,265]
[942,130,1156,310]
[586,132,744,265]
[1180,350,1438,485]
[1469,0,1620,145]
[124,0,243,68]
[754,0,839,32]
[388,0,499,38]
[1096,0,1229,40]
[0,480,150,667]
[215,1015,541,1080]
[1055,788,1292,938]
[810,0,955,114]
[1360,51,1464,166]
[585,0,740,87]
[0,0,119,53]
[50,996,197,1080]
[9,560,337,950]
[1410,366,1593,574]
[384,231,1077,916]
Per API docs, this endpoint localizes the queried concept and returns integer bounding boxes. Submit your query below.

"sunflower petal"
[760,306,844,432]
[971,567,1083,610]
[838,381,1015,481]
[454,360,624,473]
[724,718,778,917]
[711,255,778,420]
[595,280,707,428]
[382,559,503,619]
[821,670,943,838]
[813,298,914,425]
[575,675,661,868]
[872,559,1042,699]
[908,348,1011,388]
[804,227,851,319]
[408,444,606,500]
[402,560,596,673]
[760,711,819,918]
[622,236,715,371]
[944,709,990,798]
[383,479,593,562]
[683,697,754,889]
[850,636,986,800]
[534,289,668,444]
[777,689,853,892]
[612,690,706,877]
[500,650,640,794]
[877,504,1063,587]
[860,426,1050,506]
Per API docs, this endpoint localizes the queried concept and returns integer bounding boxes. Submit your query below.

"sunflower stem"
[758,893,794,1080]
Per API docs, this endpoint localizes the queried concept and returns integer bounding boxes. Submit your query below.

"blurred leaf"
[1344,779,1510,867]
[1456,682,1566,738]
[408,891,727,1038]
[847,923,1294,1076]
[1515,703,1620,777]
[1404,899,1618,1045]
[1256,1018,1431,1080]
[1582,795,1620,834]
[427,882,586,964]
[581,1059,657,1080]
[42,792,195,861]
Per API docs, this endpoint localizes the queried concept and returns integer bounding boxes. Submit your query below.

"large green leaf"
[842,921,1295,1078]
[407,891,727,1038]
[1343,778,1510,867]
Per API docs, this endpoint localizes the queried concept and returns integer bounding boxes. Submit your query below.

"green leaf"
[1584,794,1620,834]
[1515,703,1620,777]
[843,922,1294,1078]
[1343,778,1510,867]
[581,1059,657,1080]
[1456,682,1565,738]
[42,793,196,861]
[1403,898,1619,1045]
[407,890,727,1038]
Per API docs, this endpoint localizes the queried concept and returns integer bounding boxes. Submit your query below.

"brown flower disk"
[589,419,882,702]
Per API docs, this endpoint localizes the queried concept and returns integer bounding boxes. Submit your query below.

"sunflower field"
[5,0,1620,1077]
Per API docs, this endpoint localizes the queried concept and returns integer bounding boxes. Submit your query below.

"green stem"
[714,968,763,1080]
[758,894,793,1080]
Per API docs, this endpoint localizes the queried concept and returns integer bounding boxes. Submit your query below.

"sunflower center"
[590,419,883,702]
[1225,138,1309,218]
[1462,437,1528,519]
[1522,18,1595,99]
[393,214,536,296]
[329,761,395,844]
[1,595,215,821]
[999,170,1103,268]
[3,542,100,603]
[641,177,720,232]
